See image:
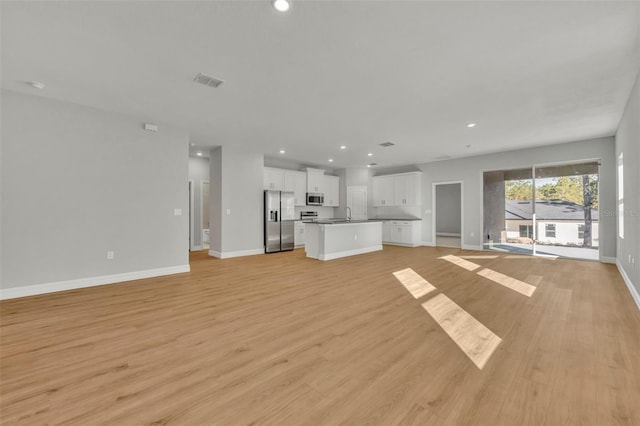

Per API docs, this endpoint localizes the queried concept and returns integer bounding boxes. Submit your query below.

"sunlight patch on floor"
[459,255,500,259]
[477,268,537,297]
[421,294,502,370]
[393,268,437,299]
[439,255,481,271]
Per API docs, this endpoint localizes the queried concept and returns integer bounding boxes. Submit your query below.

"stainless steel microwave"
[306,193,324,206]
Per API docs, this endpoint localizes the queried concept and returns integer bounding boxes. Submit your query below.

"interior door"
[347,186,368,220]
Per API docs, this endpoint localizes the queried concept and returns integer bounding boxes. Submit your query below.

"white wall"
[0,90,189,291]
[188,157,210,248]
[615,71,640,304]
[209,147,223,254]
[209,145,264,257]
[435,183,462,235]
[418,137,617,258]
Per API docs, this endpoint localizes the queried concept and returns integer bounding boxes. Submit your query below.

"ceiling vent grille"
[194,73,223,88]
[369,162,378,166]
[379,142,395,147]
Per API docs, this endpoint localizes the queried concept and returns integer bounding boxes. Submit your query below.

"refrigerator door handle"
[274,211,278,222]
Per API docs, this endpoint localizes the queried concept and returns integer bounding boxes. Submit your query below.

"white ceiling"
[2,1,639,169]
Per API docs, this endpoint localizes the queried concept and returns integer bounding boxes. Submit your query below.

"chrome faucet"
[346,206,352,222]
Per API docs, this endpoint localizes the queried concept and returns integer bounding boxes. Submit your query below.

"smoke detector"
[194,73,223,88]
[379,142,395,147]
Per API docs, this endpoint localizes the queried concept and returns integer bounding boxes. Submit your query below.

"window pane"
[618,153,624,201]
[519,225,527,237]
[578,224,584,239]
[619,203,624,238]
[545,224,556,238]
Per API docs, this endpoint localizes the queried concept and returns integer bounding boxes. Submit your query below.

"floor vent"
[194,73,223,88]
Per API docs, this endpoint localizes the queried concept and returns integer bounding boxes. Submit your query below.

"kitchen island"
[305,220,383,260]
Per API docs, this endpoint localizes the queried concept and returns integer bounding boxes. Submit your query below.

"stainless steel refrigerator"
[264,190,295,253]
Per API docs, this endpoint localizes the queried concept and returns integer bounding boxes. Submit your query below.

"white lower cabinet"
[381,223,391,242]
[294,222,305,247]
[381,221,422,247]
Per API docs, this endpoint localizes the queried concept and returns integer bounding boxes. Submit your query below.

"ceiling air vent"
[194,73,223,88]
[369,163,378,166]
[379,142,395,147]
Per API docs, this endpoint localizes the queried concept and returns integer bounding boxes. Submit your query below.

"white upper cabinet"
[323,175,340,207]
[284,170,307,206]
[306,168,325,193]
[372,172,422,207]
[264,167,285,191]
[394,173,421,206]
[372,175,394,206]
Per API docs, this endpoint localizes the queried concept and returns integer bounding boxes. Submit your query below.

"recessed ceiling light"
[367,165,371,168]
[367,153,373,157]
[30,81,45,89]
[328,158,333,162]
[197,152,203,156]
[466,123,477,128]
[273,0,290,12]
[340,145,346,150]
[279,150,286,154]
[190,143,195,146]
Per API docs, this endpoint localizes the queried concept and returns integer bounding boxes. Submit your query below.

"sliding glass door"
[532,163,599,260]
[483,161,599,260]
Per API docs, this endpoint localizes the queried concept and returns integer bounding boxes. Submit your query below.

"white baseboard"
[319,245,383,261]
[436,232,462,237]
[616,260,640,311]
[600,256,616,264]
[462,244,483,251]
[190,245,203,251]
[209,248,264,259]
[421,241,435,247]
[0,265,191,300]
[383,242,422,248]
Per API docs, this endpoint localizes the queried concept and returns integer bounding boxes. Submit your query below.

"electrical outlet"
[226,208,231,215]
[174,208,182,216]
[107,251,114,260]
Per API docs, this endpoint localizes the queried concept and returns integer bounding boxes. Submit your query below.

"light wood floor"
[1,246,639,425]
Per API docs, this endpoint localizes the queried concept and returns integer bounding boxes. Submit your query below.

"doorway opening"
[483,161,599,260]
[433,182,462,248]
[201,181,210,250]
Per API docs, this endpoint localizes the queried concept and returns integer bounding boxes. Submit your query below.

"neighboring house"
[505,200,599,247]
